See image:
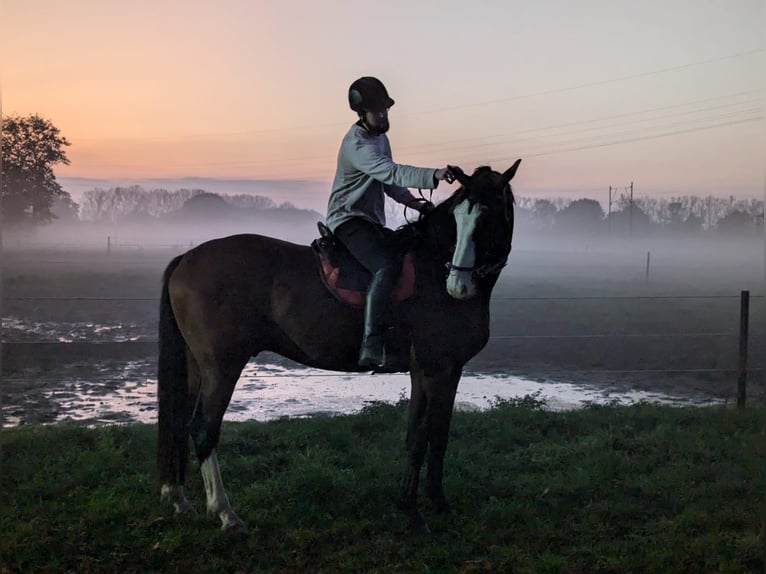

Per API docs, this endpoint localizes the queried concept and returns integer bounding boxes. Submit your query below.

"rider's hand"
[418,200,436,215]
[434,167,456,184]
[410,198,435,215]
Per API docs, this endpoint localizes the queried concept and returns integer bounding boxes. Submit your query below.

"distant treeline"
[55,185,764,236]
[514,194,764,235]
[72,186,302,222]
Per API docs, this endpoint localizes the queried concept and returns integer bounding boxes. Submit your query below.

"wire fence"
[3,293,763,382]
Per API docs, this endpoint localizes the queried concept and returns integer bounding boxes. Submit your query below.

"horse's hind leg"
[159,351,203,516]
[190,352,250,533]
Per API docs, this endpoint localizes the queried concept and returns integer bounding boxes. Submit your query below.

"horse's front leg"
[424,368,461,515]
[398,371,430,532]
[199,449,247,533]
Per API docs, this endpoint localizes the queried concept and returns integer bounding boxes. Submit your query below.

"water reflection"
[3,316,154,343]
[1,358,720,428]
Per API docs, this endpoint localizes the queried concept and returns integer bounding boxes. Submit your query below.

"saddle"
[311,222,415,308]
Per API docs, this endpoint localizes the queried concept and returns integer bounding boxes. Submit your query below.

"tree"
[607,204,652,236]
[716,210,757,235]
[2,114,72,225]
[555,198,605,234]
[531,199,556,230]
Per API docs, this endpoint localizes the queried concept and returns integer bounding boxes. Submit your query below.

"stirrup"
[359,336,409,372]
[359,334,384,368]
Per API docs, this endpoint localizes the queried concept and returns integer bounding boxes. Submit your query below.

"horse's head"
[444,159,521,300]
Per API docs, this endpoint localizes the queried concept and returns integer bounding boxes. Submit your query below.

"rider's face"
[363,108,390,134]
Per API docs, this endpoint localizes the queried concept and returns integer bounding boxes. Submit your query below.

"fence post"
[737,290,749,407]
[645,251,650,283]
[107,236,111,255]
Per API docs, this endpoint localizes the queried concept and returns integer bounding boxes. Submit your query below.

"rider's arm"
[347,132,438,192]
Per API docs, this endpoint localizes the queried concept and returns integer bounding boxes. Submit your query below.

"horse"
[157,159,521,533]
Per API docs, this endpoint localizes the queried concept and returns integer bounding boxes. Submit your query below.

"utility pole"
[608,186,613,234]
[629,181,634,238]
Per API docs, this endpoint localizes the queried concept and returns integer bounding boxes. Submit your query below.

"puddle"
[1,358,721,428]
[2,316,154,343]
[1,315,726,428]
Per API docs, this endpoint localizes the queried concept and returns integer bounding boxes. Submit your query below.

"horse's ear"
[501,159,522,185]
[448,165,471,186]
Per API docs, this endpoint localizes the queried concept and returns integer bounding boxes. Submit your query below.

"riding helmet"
[348,77,395,113]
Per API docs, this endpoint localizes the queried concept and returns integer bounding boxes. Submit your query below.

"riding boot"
[359,267,402,369]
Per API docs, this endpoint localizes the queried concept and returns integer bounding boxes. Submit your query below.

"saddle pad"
[317,252,415,308]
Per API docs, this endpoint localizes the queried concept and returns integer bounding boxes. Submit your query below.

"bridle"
[443,183,514,280]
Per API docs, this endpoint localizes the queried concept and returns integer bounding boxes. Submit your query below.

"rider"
[326,76,454,369]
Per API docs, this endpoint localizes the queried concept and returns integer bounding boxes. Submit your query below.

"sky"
[2,0,764,210]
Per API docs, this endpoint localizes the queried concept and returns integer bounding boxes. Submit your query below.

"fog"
[4,207,762,297]
[5,203,325,251]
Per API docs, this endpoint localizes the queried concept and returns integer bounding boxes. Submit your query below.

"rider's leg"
[358,263,398,367]
[334,219,401,367]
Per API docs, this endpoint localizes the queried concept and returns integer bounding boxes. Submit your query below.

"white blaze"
[447,199,482,299]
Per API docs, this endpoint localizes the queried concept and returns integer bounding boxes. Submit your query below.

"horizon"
[58,174,765,217]
[4,1,764,204]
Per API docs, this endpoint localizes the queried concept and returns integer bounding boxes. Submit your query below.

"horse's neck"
[421,210,456,261]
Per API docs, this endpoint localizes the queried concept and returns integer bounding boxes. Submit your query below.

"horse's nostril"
[460,284,467,296]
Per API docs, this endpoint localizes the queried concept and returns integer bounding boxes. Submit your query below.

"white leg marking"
[447,199,481,299]
[200,450,247,533]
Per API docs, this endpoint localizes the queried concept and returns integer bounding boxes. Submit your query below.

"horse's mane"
[390,186,466,252]
[390,165,515,253]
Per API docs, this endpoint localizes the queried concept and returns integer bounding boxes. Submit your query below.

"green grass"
[2,400,765,573]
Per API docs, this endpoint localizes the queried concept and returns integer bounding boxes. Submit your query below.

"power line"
[94,107,760,173]
[70,49,763,142]
[405,103,762,160]
[467,114,761,165]
[405,100,763,162]
[395,91,763,152]
[403,48,764,116]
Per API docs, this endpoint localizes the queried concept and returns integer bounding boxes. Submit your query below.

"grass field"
[2,399,765,573]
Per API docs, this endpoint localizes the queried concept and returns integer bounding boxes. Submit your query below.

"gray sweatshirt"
[325,122,439,231]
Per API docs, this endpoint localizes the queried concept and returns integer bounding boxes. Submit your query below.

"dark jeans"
[333,218,397,274]
[334,218,399,340]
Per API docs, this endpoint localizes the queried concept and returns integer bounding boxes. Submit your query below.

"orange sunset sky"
[2,0,764,209]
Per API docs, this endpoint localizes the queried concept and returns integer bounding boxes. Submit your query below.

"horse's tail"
[157,254,189,487]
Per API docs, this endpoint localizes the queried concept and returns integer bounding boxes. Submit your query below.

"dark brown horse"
[157,160,521,533]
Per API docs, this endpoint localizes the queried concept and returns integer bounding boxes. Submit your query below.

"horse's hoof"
[173,499,198,515]
[221,520,249,536]
[219,510,248,535]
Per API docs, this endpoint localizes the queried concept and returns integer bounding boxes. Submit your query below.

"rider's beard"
[362,114,389,135]
[372,120,389,135]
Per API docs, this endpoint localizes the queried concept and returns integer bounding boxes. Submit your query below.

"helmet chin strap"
[359,115,375,134]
